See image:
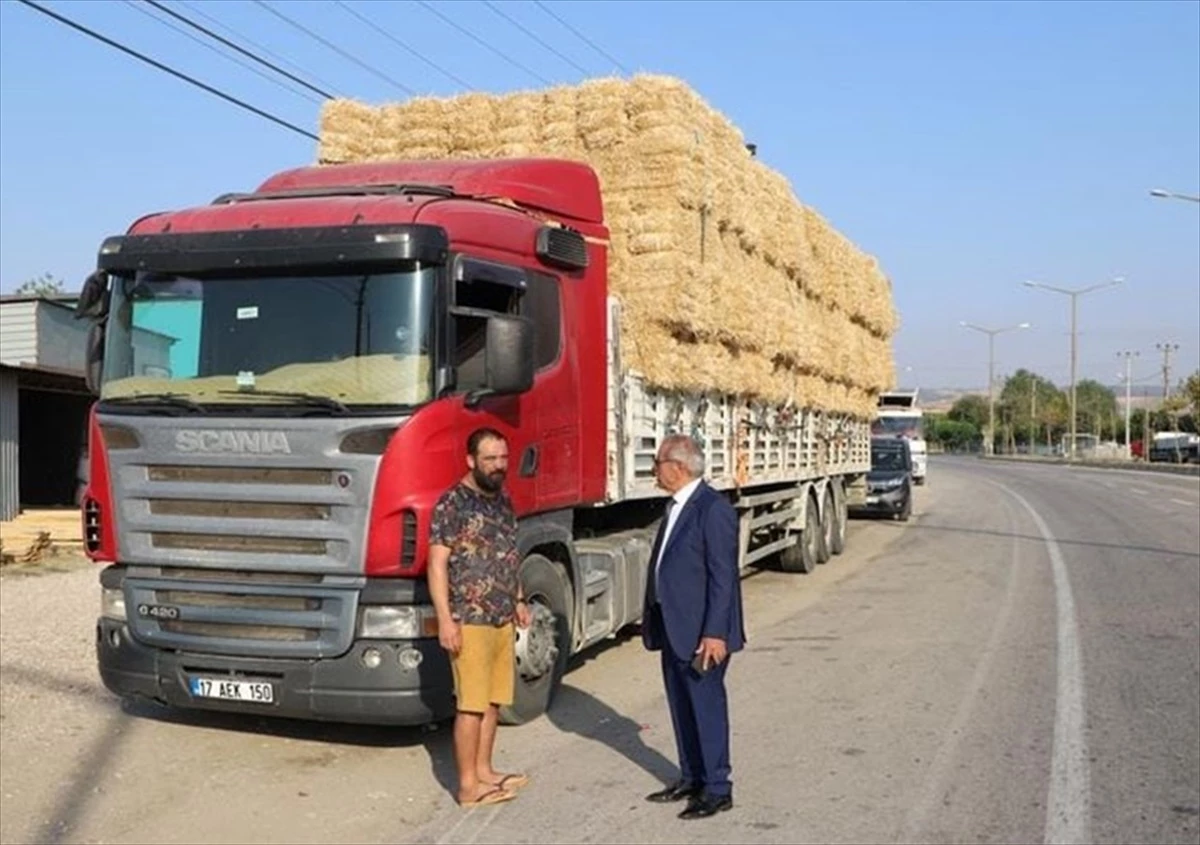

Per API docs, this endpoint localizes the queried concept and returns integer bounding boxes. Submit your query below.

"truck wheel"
[500,553,573,726]
[779,492,820,574]
[817,487,835,564]
[828,483,847,556]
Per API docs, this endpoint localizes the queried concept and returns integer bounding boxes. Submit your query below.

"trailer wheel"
[779,492,820,574]
[817,486,837,563]
[829,482,848,556]
[500,553,573,726]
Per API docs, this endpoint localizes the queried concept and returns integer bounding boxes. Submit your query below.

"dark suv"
[850,436,913,521]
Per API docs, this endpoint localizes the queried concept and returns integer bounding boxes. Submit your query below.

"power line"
[142,0,333,100]
[176,0,345,98]
[127,0,322,104]
[16,0,317,141]
[481,0,591,76]
[333,0,475,90]
[532,0,630,75]
[251,0,416,96]
[414,0,552,86]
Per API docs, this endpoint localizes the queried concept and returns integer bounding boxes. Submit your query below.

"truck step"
[583,569,609,599]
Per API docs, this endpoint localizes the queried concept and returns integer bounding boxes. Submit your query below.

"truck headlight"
[101,588,126,621]
[356,605,438,639]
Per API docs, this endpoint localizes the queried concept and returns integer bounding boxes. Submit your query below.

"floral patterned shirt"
[429,482,520,626]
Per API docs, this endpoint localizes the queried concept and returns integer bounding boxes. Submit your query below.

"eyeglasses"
[652,457,679,469]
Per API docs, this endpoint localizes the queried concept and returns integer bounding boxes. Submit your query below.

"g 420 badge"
[137,603,181,621]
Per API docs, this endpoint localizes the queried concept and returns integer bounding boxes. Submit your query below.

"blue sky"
[1,0,1197,390]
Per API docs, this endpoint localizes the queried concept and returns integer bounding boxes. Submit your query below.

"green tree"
[998,369,1065,449]
[1073,379,1119,440]
[926,414,980,452]
[948,394,989,430]
[1180,370,1200,417]
[14,273,66,297]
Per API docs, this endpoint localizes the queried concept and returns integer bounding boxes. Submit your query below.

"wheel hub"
[514,600,558,681]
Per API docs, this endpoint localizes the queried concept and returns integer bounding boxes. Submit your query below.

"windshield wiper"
[217,389,350,414]
[102,393,208,414]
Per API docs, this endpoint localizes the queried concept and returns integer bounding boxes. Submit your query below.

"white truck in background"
[873,389,927,484]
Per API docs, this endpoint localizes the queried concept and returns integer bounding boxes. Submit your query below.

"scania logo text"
[175,430,292,454]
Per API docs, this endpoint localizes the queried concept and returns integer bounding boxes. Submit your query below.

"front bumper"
[849,486,908,515]
[96,618,455,725]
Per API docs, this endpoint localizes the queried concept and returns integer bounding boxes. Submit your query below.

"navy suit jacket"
[642,481,746,659]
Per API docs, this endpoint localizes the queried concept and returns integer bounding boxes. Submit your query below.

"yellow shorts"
[451,623,515,713]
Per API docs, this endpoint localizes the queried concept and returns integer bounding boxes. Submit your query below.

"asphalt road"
[1,457,1196,845]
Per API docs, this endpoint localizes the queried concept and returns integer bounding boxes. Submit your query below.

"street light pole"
[1149,188,1200,203]
[1117,350,1139,460]
[1023,277,1124,460]
[960,321,1031,456]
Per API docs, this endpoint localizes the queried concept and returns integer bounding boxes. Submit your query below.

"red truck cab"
[80,160,612,724]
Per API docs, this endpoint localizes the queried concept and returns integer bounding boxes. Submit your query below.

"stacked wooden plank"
[0,509,83,566]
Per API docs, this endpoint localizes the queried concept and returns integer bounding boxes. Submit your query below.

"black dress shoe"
[645,781,702,803]
[678,792,733,819]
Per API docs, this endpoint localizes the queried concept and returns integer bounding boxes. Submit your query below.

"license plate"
[866,495,880,504]
[189,677,275,704]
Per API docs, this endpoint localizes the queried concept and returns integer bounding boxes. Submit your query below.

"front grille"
[161,620,319,641]
[149,500,330,520]
[126,572,357,657]
[144,567,323,585]
[155,590,320,611]
[151,533,327,555]
[147,466,331,485]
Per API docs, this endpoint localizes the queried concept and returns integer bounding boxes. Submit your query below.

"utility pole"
[1029,380,1038,454]
[959,321,1030,456]
[1024,277,1124,459]
[1117,351,1138,460]
[1158,342,1181,459]
[1157,342,1179,403]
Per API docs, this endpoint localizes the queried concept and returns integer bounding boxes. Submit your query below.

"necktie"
[647,498,675,607]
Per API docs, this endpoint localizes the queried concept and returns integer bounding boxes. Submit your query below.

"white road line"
[1131,488,1148,496]
[995,482,1091,845]
[1171,498,1198,508]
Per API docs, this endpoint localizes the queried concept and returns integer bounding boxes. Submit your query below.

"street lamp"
[1149,188,1200,203]
[1023,276,1124,460]
[959,321,1031,455]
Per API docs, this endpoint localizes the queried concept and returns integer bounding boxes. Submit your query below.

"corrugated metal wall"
[0,301,39,366]
[0,368,19,521]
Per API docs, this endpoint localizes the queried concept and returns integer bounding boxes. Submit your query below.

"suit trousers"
[651,606,733,797]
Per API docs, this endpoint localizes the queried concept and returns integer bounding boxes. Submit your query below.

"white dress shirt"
[654,477,703,597]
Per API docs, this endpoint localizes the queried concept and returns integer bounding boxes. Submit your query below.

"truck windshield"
[872,416,923,438]
[100,266,435,410]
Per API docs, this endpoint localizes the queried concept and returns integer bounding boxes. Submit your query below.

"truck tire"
[829,481,848,556]
[500,553,573,726]
[779,492,820,574]
[817,486,835,564]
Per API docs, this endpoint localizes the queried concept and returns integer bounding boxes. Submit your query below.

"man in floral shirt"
[429,427,532,808]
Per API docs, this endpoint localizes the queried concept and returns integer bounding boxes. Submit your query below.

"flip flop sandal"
[490,773,530,791]
[460,787,516,808]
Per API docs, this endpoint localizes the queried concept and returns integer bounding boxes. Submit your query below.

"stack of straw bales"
[319,76,898,419]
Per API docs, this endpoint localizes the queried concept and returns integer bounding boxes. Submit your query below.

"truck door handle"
[519,445,539,478]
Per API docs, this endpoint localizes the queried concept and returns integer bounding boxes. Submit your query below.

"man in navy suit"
[642,434,745,820]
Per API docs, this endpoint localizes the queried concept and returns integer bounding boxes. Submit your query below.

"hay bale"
[317,75,898,417]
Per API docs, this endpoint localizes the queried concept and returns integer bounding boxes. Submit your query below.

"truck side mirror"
[465,315,534,407]
[85,323,105,395]
[75,270,110,322]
